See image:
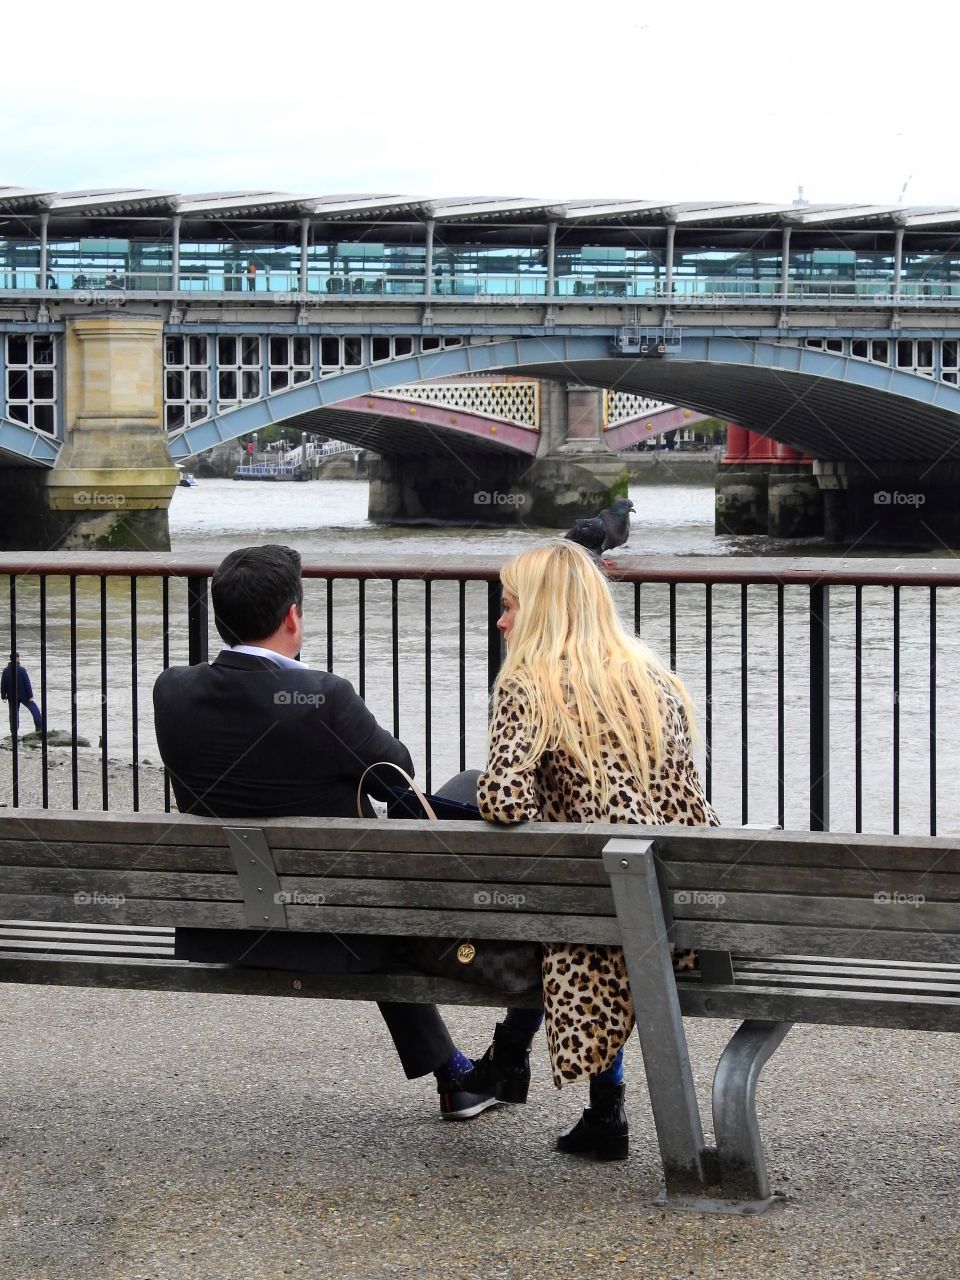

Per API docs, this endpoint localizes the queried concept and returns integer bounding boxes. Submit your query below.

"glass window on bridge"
[44,237,170,293]
[306,241,425,297]
[670,247,782,298]
[217,335,262,405]
[430,245,548,298]
[164,336,209,429]
[901,251,960,298]
[4,334,56,433]
[178,240,299,292]
[788,245,894,297]
[554,242,662,299]
[269,336,313,392]
[0,237,42,290]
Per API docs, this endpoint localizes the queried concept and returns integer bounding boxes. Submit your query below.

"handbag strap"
[356,761,439,821]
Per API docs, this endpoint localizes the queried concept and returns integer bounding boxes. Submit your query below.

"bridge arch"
[166,335,960,465]
[6,333,960,467]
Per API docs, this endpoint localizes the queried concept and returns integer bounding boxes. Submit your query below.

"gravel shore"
[1,743,958,1279]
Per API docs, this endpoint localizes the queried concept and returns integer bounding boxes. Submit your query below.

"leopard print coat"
[476,670,719,1088]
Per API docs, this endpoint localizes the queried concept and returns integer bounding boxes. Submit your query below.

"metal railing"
[1,555,955,836]
[5,270,960,305]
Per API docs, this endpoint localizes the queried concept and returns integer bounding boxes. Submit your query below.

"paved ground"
[1,986,958,1280]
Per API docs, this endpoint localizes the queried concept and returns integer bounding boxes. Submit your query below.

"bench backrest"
[0,812,628,944]
[650,828,960,963]
[4,815,959,963]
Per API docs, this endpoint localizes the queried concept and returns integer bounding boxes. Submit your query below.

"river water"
[4,478,959,837]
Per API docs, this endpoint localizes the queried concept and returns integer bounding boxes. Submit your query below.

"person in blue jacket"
[1,653,42,733]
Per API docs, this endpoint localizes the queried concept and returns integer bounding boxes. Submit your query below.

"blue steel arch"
[0,416,61,466]
[166,335,960,465]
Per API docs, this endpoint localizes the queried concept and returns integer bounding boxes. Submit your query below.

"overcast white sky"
[2,0,957,206]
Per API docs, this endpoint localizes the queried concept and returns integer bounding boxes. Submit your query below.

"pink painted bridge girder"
[335,393,539,456]
[604,404,713,452]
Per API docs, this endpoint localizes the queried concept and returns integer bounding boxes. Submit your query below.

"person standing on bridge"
[459,540,718,1161]
[246,260,257,292]
[1,653,43,734]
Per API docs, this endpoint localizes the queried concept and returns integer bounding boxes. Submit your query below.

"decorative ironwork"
[604,390,674,428]
[380,380,540,429]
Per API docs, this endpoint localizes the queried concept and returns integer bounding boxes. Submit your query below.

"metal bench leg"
[602,840,711,1196]
[712,1019,793,1211]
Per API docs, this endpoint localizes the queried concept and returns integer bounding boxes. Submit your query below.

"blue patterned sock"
[435,1048,473,1085]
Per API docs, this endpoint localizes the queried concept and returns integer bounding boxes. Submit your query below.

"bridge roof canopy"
[0,186,59,213]
[6,190,960,233]
[48,188,180,216]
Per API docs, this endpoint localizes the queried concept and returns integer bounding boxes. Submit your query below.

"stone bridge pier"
[368,382,628,527]
[0,315,178,551]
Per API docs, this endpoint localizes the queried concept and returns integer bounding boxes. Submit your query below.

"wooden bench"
[2,812,958,1215]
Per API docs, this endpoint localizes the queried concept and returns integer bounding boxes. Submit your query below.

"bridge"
[3,189,960,548]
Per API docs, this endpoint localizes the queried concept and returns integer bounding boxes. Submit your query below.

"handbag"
[357,763,542,995]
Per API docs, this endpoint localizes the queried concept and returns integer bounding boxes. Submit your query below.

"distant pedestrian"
[1,653,42,733]
[246,261,257,292]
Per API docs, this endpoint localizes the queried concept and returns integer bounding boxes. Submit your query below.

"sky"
[2,0,958,207]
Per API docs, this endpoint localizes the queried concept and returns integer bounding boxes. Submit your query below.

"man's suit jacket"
[153,649,413,971]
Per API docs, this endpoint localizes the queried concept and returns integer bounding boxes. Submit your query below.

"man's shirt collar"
[230,644,308,670]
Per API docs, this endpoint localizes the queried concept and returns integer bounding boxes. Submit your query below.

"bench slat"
[0,842,611,885]
[673,920,960,963]
[728,970,960,996]
[677,980,960,1031]
[671,891,960,932]
[0,938,175,957]
[0,812,626,857]
[735,959,960,983]
[0,869,613,915]
[656,829,960,873]
[664,861,960,899]
[0,895,622,942]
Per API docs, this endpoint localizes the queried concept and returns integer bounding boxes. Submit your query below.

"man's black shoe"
[438,1079,501,1120]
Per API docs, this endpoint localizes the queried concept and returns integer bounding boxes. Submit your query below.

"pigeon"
[564,498,636,565]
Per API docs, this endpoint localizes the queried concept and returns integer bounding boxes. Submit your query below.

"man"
[153,544,495,1120]
[1,653,42,734]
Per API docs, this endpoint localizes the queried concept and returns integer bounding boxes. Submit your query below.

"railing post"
[187,576,210,665]
[893,224,904,301]
[299,216,310,294]
[39,210,49,290]
[487,580,503,694]
[424,218,435,297]
[809,582,830,831]
[171,213,181,292]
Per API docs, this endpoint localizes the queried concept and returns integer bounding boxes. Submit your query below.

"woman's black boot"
[556,1079,628,1161]
[459,1020,532,1103]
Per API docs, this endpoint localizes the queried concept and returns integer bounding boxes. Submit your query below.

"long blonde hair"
[494,539,695,808]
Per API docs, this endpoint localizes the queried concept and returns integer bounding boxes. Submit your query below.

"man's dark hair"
[211,545,303,646]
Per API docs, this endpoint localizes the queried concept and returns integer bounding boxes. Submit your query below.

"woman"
[461,539,718,1161]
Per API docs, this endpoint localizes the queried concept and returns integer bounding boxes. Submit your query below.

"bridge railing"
[7,271,960,304]
[0,556,955,837]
